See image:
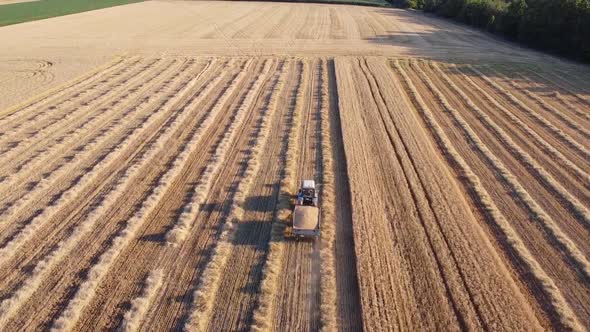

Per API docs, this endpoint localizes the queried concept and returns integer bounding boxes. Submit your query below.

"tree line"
[393,0,590,63]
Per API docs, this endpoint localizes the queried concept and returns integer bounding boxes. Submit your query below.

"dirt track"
[1,1,589,331]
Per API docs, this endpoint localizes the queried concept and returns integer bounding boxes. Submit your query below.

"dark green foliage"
[0,0,145,27]
[400,0,590,62]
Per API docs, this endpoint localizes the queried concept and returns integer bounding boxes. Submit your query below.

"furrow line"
[0,59,215,270]
[467,65,590,160]
[48,58,240,332]
[121,269,164,332]
[0,58,142,153]
[184,59,282,332]
[0,57,221,327]
[0,56,128,127]
[0,59,180,221]
[251,60,306,332]
[426,62,590,227]
[411,60,590,283]
[488,66,590,140]
[446,64,590,186]
[317,59,337,332]
[0,58,159,171]
[392,58,582,332]
[164,58,261,245]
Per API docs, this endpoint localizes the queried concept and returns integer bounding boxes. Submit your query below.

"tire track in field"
[360,58,483,330]
[336,57,456,330]
[391,59,582,331]
[466,65,590,160]
[407,59,590,288]
[0,59,218,301]
[0,58,157,178]
[0,58,143,158]
[67,58,263,330]
[322,58,363,331]
[0,59,181,230]
[0,56,127,130]
[251,59,305,332]
[273,58,322,332]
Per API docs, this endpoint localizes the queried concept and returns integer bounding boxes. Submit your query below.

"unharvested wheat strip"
[317,59,337,332]
[0,59,182,224]
[467,65,590,160]
[392,59,582,331]
[120,269,164,332]
[0,59,229,326]
[0,59,218,269]
[487,66,590,140]
[426,62,590,226]
[0,58,160,171]
[410,60,590,282]
[49,59,255,332]
[0,58,142,152]
[446,64,590,186]
[184,59,283,332]
[251,60,306,332]
[0,59,178,208]
[505,67,590,125]
[0,56,128,125]
[164,58,262,245]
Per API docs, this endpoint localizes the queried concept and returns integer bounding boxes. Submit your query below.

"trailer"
[293,205,320,238]
[292,179,320,238]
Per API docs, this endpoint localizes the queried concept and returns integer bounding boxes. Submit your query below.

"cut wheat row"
[0,58,160,176]
[0,59,181,225]
[112,58,258,331]
[49,58,254,332]
[251,60,307,332]
[518,67,590,116]
[426,61,590,228]
[164,58,262,245]
[504,66,590,125]
[392,59,582,331]
[120,269,164,332]
[184,59,283,331]
[317,58,338,332]
[0,58,146,162]
[0,59,215,270]
[410,60,590,285]
[0,58,222,326]
[445,64,590,187]
[0,58,137,151]
[467,65,590,160]
[0,56,128,129]
[487,66,590,140]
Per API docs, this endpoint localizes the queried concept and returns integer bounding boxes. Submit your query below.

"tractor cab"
[297,180,318,206]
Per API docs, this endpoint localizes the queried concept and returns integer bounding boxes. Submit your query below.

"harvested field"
[1,1,589,331]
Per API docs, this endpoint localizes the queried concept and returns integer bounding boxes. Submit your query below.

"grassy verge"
[0,0,145,27]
